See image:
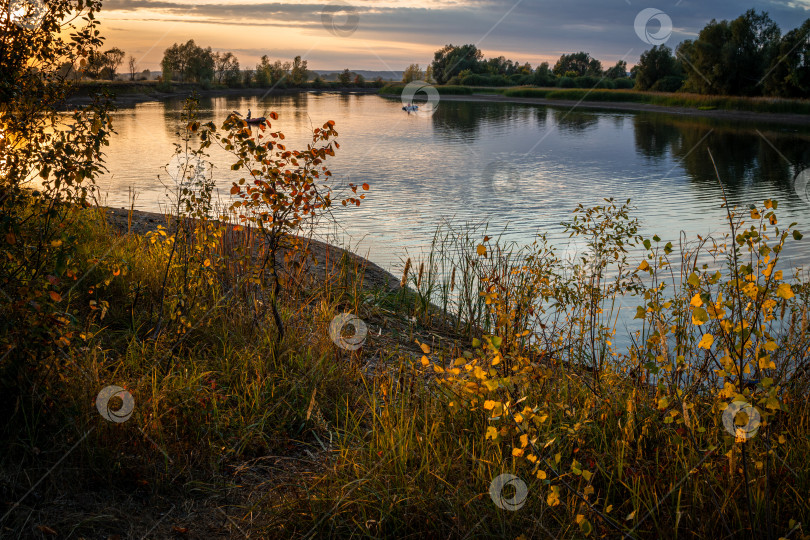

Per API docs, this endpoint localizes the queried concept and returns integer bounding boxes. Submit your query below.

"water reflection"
[96,94,810,275]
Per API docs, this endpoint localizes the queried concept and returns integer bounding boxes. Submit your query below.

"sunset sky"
[96,0,810,73]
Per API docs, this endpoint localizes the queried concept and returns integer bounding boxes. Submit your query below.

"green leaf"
[688,272,700,288]
[793,230,803,241]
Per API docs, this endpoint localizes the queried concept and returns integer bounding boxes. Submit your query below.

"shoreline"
[404,93,810,126]
[102,206,401,292]
[66,82,810,125]
[62,86,381,109]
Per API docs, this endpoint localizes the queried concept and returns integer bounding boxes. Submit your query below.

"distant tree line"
[633,9,810,97]
[158,40,385,89]
[427,9,810,98]
[424,44,634,90]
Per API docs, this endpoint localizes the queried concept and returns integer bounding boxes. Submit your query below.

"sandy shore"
[427,93,810,125]
[102,207,401,292]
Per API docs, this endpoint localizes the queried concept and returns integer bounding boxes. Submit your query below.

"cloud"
[99,0,810,69]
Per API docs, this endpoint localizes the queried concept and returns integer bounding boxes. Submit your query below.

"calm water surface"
[97,92,810,275]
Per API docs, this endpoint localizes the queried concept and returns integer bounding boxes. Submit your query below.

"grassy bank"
[2,189,809,537]
[380,83,810,115]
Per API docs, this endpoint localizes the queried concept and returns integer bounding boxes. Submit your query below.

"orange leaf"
[362,183,369,190]
[49,291,62,302]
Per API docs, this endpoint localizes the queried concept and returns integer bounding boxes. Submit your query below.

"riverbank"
[62,82,381,108]
[380,85,810,125]
[2,197,809,538]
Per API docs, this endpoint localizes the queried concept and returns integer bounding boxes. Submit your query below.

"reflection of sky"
[95,93,810,281]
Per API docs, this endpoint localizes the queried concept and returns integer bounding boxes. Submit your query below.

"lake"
[97,92,810,276]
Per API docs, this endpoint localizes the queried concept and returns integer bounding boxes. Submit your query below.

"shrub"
[557,76,576,88]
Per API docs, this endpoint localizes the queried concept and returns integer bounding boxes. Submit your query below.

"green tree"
[552,52,601,77]
[679,10,780,95]
[161,40,214,83]
[604,60,628,79]
[1,0,113,411]
[762,19,810,97]
[632,45,679,91]
[431,44,484,84]
[291,55,308,86]
[338,68,352,86]
[402,63,424,83]
[214,51,240,86]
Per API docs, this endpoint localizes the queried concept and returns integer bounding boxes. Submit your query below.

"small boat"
[402,104,419,113]
[244,108,266,125]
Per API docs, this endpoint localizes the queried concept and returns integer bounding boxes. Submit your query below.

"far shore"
[62,85,381,109]
[63,82,810,125]
[428,93,810,126]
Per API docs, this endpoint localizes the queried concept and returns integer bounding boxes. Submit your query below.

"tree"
[1,0,114,411]
[291,55,308,86]
[605,60,628,79]
[338,68,352,86]
[553,52,602,77]
[402,63,424,83]
[679,10,780,95]
[353,74,365,87]
[431,44,484,84]
[104,47,125,79]
[200,112,367,343]
[533,62,554,86]
[632,45,679,91]
[161,40,214,83]
[424,65,434,84]
[214,52,240,86]
[762,19,810,97]
[128,55,137,81]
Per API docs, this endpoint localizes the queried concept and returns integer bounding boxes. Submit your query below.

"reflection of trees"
[632,114,810,197]
[550,109,599,134]
[431,102,541,142]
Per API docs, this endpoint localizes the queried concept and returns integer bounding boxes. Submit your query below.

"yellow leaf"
[483,400,497,410]
[512,447,524,457]
[637,260,650,271]
[420,355,429,366]
[764,341,778,352]
[690,293,703,307]
[547,486,561,507]
[536,469,547,479]
[692,307,709,325]
[777,283,794,300]
[419,342,431,354]
[698,333,714,349]
[476,244,486,256]
[520,434,528,447]
[203,258,211,267]
[433,364,444,373]
[581,470,593,481]
[485,426,498,440]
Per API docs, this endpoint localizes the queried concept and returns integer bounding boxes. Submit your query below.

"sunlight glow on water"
[96,92,810,276]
